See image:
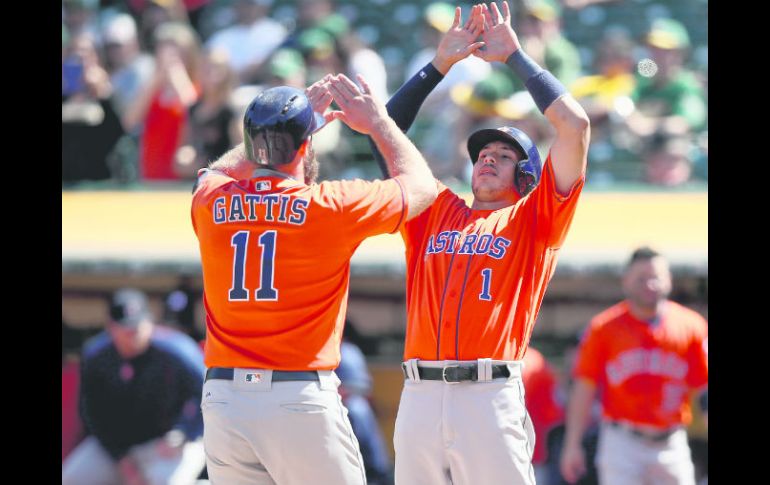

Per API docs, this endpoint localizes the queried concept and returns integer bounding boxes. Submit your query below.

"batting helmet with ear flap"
[243,86,326,166]
[467,126,543,197]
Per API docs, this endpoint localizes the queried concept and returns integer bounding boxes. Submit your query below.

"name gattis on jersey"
[425,231,511,259]
[212,194,308,225]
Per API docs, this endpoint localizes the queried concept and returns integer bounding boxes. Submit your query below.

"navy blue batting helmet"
[467,126,542,197]
[243,86,326,166]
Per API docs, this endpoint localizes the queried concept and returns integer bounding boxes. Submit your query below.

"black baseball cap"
[109,288,150,327]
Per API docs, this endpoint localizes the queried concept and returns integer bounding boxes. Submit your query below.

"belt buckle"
[442,365,461,384]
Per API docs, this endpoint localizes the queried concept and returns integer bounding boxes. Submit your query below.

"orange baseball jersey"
[191,168,407,370]
[402,154,584,361]
[522,347,564,465]
[573,300,708,428]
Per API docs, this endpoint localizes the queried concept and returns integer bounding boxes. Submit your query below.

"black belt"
[608,421,680,442]
[205,367,319,382]
[402,363,511,383]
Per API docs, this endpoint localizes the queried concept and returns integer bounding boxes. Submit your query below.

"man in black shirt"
[62,288,206,485]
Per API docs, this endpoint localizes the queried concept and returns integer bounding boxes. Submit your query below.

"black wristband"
[505,49,542,80]
[505,49,567,113]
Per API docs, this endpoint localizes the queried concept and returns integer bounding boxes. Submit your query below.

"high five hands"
[432,4,486,74]
[432,1,521,73]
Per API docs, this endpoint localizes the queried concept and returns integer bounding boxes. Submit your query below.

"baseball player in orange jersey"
[191,74,437,484]
[368,3,590,484]
[560,247,708,485]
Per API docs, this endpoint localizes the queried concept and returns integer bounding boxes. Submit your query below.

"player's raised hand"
[473,1,520,63]
[326,74,389,135]
[432,5,486,74]
[305,74,336,124]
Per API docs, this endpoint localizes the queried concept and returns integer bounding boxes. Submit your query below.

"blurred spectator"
[125,0,212,35]
[517,0,583,89]
[62,32,126,183]
[522,346,565,485]
[338,29,389,102]
[174,48,236,180]
[560,247,708,485]
[404,2,492,112]
[101,13,156,120]
[294,0,336,31]
[63,0,101,41]
[132,0,191,52]
[626,19,707,140]
[643,131,695,187]
[265,47,307,88]
[561,0,619,8]
[205,0,287,85]
[291,27,359,181]
[62,288,206,485]
[297,27,344,85]
[570,30,636,128]
[337,325,394,485]
[569,29,638,182]
[62,320,85,462]
[123,22,201,181]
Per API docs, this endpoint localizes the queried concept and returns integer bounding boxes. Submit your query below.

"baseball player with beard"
[191,74,437,484]
[369,3,590,484]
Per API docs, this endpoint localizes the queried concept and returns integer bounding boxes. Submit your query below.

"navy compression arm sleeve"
[370,62,444,178]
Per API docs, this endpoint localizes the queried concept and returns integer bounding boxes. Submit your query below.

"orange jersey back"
[402,154,584,361]
[192,168,406,370]
[573,300,708,428]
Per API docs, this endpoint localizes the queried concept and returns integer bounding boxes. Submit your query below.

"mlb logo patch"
[255,181,271,192]
[245,373,263,383]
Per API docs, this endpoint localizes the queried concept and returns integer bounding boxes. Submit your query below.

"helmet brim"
[467,128,527,164]
[310,111,327,135]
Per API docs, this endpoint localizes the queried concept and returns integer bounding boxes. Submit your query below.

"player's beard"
[303,150,319,185]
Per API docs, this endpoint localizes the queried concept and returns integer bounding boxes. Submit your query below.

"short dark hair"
[627,246,662,268]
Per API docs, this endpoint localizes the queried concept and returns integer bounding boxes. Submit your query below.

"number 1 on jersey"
[229,230,278,301]
[479,268,492,301]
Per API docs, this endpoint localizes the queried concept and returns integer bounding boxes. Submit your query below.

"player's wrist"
[430,56,453,76]
[505,49,567,114]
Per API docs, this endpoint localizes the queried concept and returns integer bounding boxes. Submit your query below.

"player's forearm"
[563,379,596,448]
[369,116,437,219]
[370,63,444,178]
[544,95,591,184]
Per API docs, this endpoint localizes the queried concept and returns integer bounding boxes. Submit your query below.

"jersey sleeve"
[572,322,604,385]
[318,178,408,242]
[685,316,708,389]
[526,152,585,249]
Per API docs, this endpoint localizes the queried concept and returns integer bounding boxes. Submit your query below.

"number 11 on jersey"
[229,230,279,301]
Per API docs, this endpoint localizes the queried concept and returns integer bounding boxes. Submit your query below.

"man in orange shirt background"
[522,346,566,485]
[191,73,437,484]
[559,247,708,485]
[369,3,590,483]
